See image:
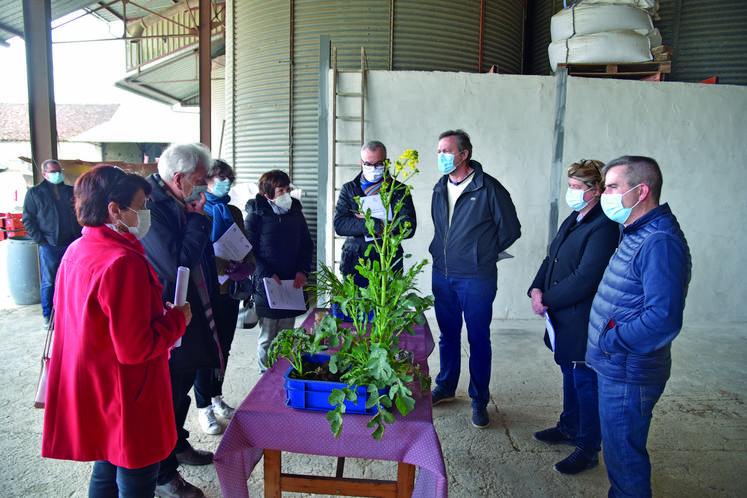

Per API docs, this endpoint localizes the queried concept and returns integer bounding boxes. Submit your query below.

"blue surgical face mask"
[438,153,457,175]
[601,184,641,224]
[183,177,208,202]
[565,187,591,211]
[46,172,64,184]
[210,178,231,198]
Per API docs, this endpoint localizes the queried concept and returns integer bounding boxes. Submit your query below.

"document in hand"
[544,311,556,352]
[213,223,253,261]
[359,194,393,242]
[263,278,306,310]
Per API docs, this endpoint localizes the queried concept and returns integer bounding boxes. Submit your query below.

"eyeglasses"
[361,161,385,168]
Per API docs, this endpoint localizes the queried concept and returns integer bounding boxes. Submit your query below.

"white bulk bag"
[548,30,658,71]
[551,4,655,42]
[574,0,659,16]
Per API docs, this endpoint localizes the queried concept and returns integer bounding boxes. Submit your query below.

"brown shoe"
[175,445,214,466]
[155,472,206,498]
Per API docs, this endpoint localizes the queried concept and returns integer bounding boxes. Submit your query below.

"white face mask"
[362,164,385,183]
[119,207,152,240]
[272,192,293,211]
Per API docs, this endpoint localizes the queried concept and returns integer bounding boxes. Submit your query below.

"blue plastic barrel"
[6,236,41,305]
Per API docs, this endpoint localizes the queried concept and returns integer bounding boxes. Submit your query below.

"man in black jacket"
[334,140,416,288]
[429,130,521,429]
[22,159,81,326]
[140,143,221,498]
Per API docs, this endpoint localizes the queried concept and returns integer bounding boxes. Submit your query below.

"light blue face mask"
[183,177,208,202]
[46,172,64,184]
[438,153,457,175]
[565,187,591,211]
[601,184,641,224]
[210,178,231,198]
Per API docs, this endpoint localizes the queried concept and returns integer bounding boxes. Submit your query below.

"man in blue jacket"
[587,156,691,498]
[429,129,521,429]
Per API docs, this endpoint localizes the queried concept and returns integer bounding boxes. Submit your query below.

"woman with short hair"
[244,170,313,373]
[42,165,190,497]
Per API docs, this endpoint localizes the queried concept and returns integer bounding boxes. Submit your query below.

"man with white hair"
[141,143,222,498]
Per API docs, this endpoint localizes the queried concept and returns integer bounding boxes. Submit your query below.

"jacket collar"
[623,203,671,233]
[435,159,484,192]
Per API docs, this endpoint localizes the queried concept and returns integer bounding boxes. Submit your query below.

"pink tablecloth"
[214,310,447,497]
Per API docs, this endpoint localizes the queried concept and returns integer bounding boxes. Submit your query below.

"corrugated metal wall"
[657,0,747,85]
[226,0,527,267]
[483,0,526,74]
[524,0,563,76]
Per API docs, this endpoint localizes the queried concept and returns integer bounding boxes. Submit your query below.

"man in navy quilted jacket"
[586,156,691,498]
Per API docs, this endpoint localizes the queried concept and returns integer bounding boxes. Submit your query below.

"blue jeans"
[38,243,67,319]
[432,270,496,408]
[558,362,601,456]
[89,460,159,498]
[598,375,666,498]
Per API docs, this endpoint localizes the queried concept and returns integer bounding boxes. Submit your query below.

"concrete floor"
[1,242,745,496]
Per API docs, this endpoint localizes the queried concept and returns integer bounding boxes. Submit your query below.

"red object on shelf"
[699,76,718,84]
[0,213,28,240]
[640,72,662,81]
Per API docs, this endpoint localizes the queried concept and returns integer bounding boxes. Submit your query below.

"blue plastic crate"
[282,354,379,414]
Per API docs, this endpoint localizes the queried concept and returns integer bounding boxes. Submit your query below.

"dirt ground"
[0,241,745,496]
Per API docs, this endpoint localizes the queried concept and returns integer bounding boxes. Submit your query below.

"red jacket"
[42,226,186,469]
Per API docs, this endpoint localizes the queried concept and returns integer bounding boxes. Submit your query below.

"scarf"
[204,192,235,242]
[360,176,384,196]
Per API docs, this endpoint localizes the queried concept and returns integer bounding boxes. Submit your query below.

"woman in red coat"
[42,165,191,497]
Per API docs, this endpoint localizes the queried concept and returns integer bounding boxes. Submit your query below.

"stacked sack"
[548,0,662,72]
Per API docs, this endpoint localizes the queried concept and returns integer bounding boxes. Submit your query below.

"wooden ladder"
[327,46,366,274]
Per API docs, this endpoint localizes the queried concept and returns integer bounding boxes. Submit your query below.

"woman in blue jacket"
[528,159,619,475]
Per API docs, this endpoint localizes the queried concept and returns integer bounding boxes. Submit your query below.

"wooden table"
[214,310,447,498]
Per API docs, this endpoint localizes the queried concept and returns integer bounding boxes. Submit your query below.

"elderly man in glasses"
[333,140,417,289]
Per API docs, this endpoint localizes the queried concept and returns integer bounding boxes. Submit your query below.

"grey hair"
[361,140,387,157]
[157,143,212,182]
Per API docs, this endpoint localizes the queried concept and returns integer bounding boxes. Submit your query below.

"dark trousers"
[38,243,67,319]
[558,362,602,456]
[194,293,239,408]
[89,460,159,498]
[157,369,196,485]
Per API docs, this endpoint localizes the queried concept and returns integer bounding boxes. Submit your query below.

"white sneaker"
[212,395,236,419]
[197,405,222,435]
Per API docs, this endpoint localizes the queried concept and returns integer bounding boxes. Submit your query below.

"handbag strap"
[42,309,54,361]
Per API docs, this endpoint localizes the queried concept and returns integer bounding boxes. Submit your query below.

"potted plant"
[268,149,434,441]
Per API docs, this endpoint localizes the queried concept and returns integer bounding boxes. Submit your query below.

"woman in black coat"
[528,159,619,475]
[244,170,313,372]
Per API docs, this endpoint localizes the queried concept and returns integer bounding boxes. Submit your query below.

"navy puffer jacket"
[586,203,691,384]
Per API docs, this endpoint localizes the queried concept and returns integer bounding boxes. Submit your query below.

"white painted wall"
[347,70,747,324]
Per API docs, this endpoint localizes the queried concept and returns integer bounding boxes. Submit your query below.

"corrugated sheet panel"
[483,0,525,74]
[291,0,391,255]
[657,0,747,85]
[229,0,291,189]
[524,0,564,75]
[393,0,481,72]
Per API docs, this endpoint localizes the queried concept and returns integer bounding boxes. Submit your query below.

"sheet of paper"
[213,223,252,261]
[359,194,394,242]
[544,311,556,352]
[263,278,306,310]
